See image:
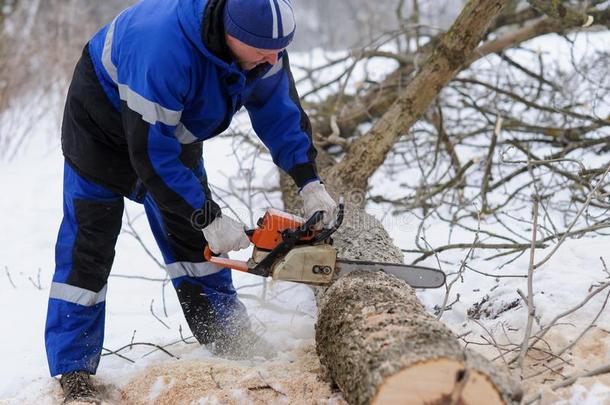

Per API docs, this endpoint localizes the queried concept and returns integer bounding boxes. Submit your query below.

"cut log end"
[371,358,505,405]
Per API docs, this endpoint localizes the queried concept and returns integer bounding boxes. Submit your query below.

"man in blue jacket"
[46,0,337,402]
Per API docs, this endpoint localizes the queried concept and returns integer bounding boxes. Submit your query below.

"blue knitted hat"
[224,0,296,50]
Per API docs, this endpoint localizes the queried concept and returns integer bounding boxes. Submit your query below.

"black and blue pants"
[45,161,248,376]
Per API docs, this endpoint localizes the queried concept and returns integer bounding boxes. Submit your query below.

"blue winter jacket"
[76,0,318,225]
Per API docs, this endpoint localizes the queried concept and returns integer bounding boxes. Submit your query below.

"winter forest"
[1,0,610,404]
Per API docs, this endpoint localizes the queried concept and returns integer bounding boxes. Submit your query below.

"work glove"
[300,180,337,229]
[202,215,251,254]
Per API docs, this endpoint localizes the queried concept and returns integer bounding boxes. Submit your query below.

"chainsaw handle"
[203,245,214,261]
[204,246,251,272]
[203,226,255,259]
[301,210,325,233]
[203,229,255,272]
[312,202,344,242]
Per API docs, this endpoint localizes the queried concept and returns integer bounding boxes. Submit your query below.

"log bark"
[317,273,521,404]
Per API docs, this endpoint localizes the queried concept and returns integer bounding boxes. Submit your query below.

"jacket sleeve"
[244,52,320,189]
[116,45,220,228]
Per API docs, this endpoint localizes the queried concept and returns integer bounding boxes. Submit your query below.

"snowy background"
[1,2,610,404]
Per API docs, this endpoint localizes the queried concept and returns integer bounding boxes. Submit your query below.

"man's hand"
[202,215,250,254]
[300,180,337,229]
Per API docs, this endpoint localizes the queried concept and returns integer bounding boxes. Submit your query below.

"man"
[45,0,337,403]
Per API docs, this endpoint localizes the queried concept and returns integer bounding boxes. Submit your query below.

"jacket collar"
[200,0,233,63]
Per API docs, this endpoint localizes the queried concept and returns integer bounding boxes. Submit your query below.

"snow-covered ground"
[0,85,335,401]
[1,31,610,404]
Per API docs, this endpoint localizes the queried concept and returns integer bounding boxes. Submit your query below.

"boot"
[59,371,101,404]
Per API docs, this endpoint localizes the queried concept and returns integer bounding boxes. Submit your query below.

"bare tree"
[279,0,610,402]
[0,0,133,159]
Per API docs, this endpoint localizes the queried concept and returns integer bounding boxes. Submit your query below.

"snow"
[562,383,610,405]
[1,30,610,404]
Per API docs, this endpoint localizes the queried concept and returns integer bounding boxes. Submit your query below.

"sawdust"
[116,343,346,405]
[110,331,610,405]
[52,327,609,404]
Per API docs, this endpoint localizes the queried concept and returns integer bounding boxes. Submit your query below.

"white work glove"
[300,180,338,229]
[202,215,250,254]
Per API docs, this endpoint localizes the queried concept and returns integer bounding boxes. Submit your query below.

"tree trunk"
[281,1,527,403]
[313,207,522,405]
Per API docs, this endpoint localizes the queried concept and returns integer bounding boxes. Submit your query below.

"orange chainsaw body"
[249,208,316,250]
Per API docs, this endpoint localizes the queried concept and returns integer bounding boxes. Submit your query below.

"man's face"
[225,34,284,71]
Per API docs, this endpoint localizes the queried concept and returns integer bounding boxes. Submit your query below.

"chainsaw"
[204,204,445,288]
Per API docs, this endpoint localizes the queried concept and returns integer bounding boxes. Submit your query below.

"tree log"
[317,272,521,405]
[313,208,523,405]
[279,1,529,403]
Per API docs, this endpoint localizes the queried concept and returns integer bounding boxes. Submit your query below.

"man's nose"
[265,53,279,65]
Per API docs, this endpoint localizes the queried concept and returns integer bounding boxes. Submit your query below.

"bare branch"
[526,0,592,27]
[517,197,539,372]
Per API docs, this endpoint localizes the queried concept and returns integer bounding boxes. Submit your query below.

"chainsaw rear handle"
[204,245,251,272]
[203,210,326,274]
[203,228,255,272]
